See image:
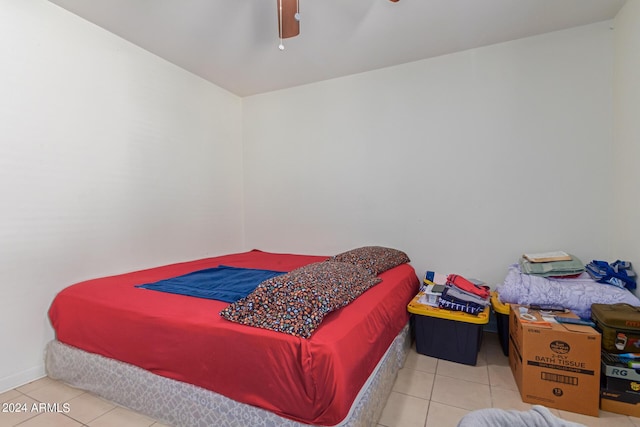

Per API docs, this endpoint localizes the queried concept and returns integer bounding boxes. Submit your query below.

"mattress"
[45,324,411,427]
[48,250,419,426]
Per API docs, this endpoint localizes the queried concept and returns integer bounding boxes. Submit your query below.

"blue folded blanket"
[136,265,285,303]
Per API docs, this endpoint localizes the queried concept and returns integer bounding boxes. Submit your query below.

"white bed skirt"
[45,323,410,427]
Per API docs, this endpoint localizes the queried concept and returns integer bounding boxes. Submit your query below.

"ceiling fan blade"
[277,0,300,39]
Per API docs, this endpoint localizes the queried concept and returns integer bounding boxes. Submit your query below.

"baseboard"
[0,364,46,394]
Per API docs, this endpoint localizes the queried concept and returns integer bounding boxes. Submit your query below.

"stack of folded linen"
[438,274,491,315]
[586,260,637,290]
[520,251,585,278]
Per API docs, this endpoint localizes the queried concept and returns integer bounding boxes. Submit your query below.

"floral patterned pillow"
[330,246,410,276]
[219,261,381,338]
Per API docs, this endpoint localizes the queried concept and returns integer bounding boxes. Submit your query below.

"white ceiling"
[47,0,626,97]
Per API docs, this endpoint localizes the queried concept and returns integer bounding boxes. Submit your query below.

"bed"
[46,248,419,427]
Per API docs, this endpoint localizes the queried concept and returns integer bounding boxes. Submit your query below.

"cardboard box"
[599,350,640,416]
[509,305,601,417]
[601,388,640,417]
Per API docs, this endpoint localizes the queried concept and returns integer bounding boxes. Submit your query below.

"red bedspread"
[48,250,419,426]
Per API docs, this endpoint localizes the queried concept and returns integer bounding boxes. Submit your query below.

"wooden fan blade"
[277,0,300,39]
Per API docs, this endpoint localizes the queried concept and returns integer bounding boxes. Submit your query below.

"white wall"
[243,22,615,286]
[0,0,244,392]
[0,0,628,394]
[612,0,640,271]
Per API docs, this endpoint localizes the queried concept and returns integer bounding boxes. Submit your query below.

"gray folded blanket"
[457,405,586,427]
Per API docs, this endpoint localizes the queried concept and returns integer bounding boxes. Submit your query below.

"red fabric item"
[446,274,490,299]
[48,250,419,426]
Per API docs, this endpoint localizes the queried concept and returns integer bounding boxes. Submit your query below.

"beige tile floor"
[1,332,639,427]
[378,332,640,427]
